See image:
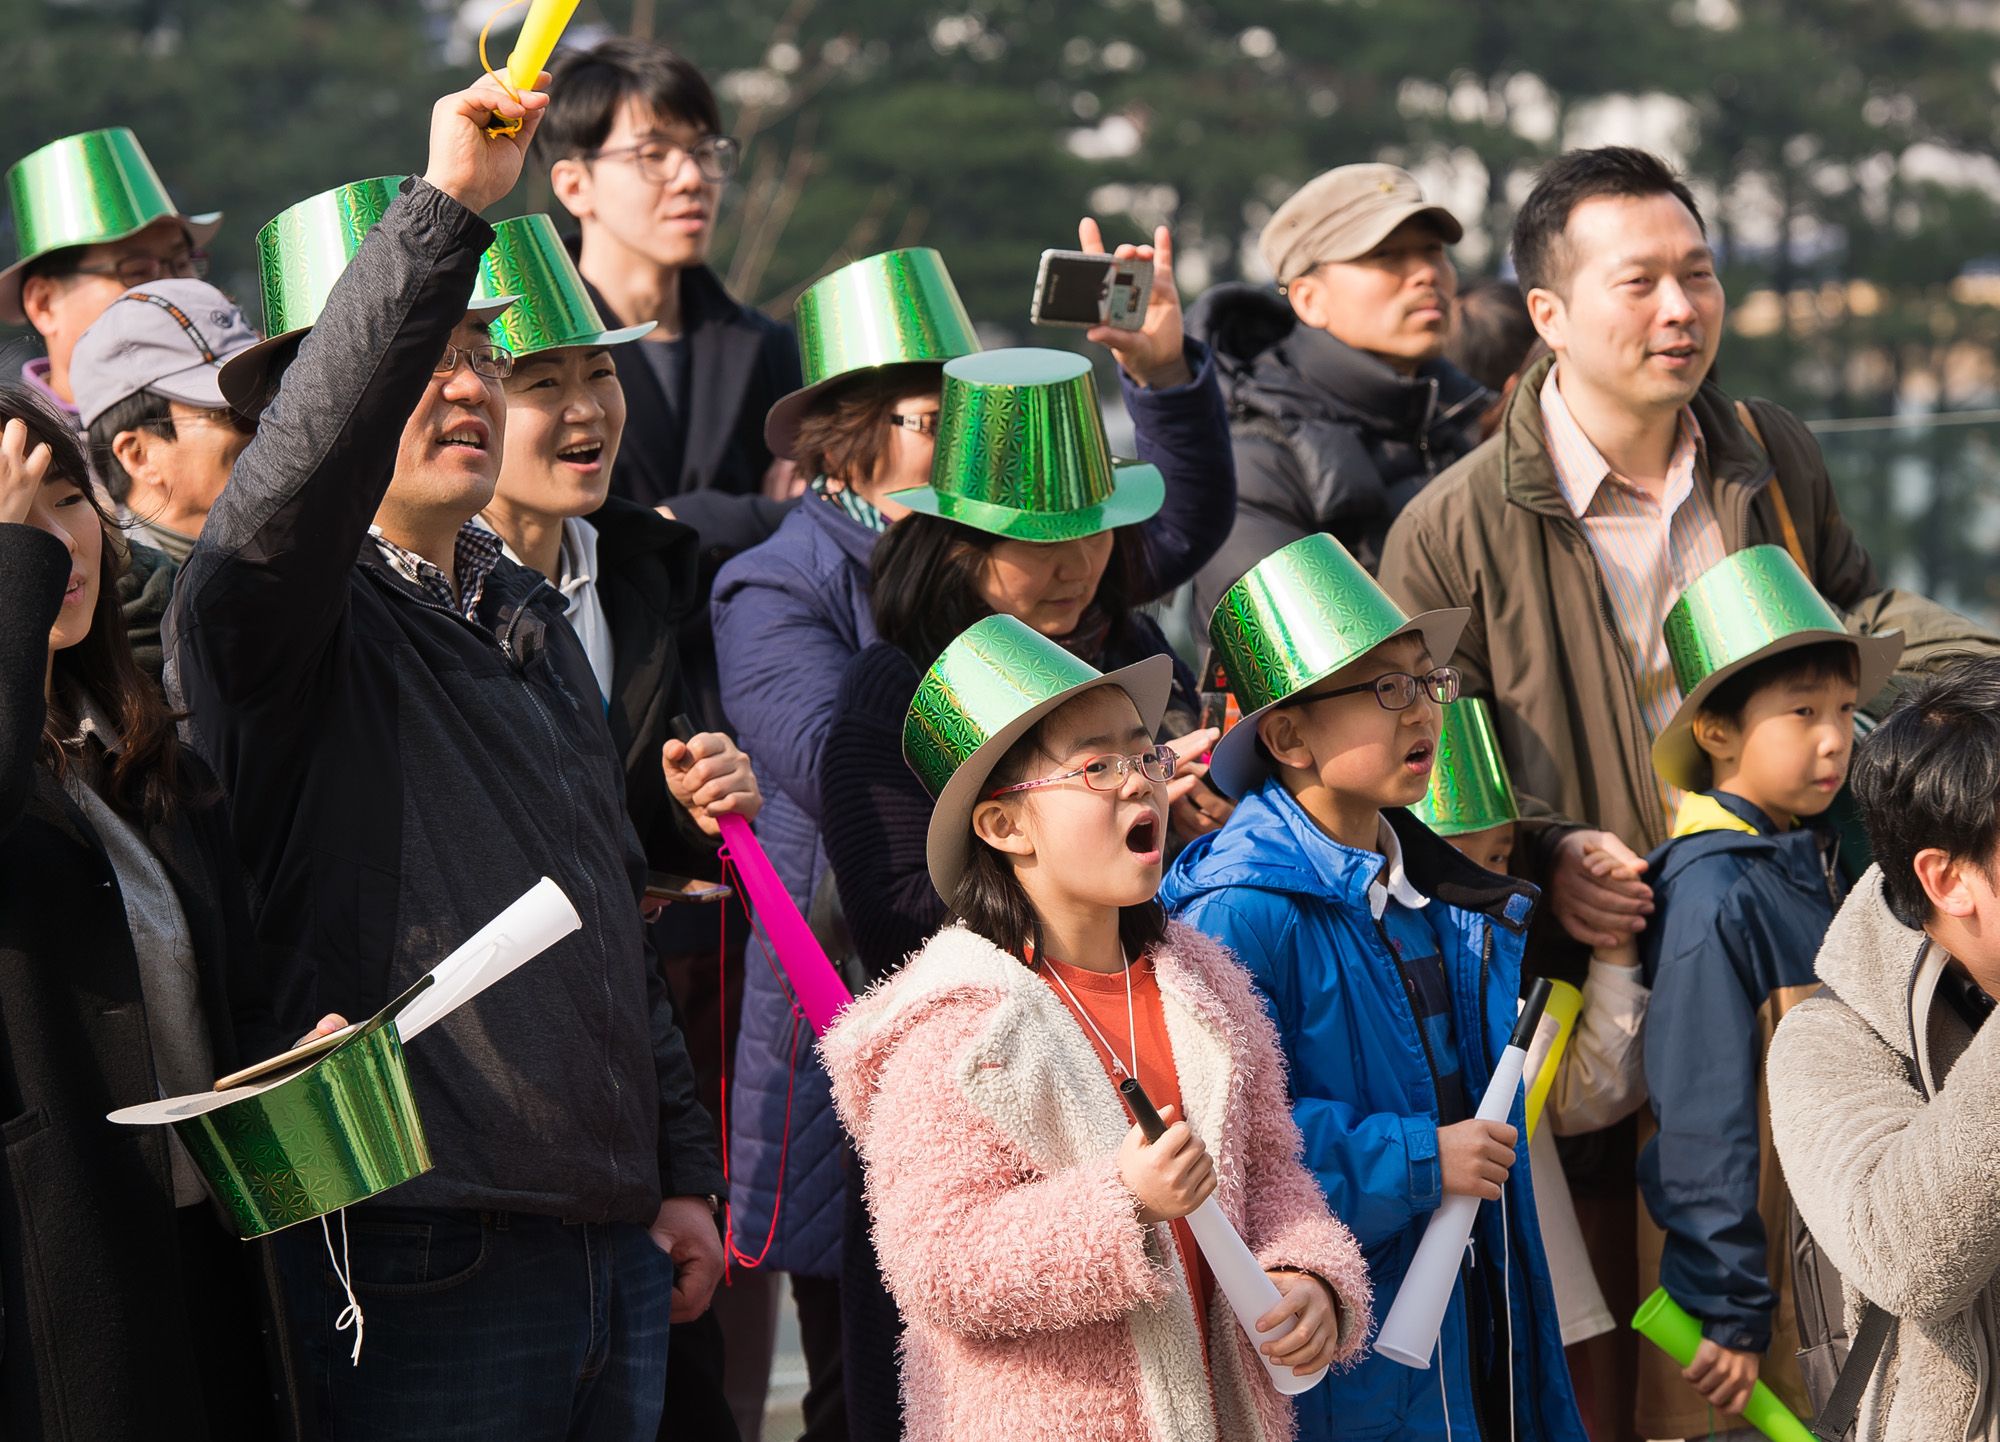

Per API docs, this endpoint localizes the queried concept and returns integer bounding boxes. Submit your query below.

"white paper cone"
[1184,1196,1329,1395]
[396,877,582,1041]
[1373,1041,1531,1369]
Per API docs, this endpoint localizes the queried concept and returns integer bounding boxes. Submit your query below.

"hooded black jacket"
[1186,282,1490,614]
[166,179,722,1220]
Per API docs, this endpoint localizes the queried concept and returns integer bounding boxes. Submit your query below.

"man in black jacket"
[167,74,726,1441]
[1186,163,1489,613]
[540,39,804,730]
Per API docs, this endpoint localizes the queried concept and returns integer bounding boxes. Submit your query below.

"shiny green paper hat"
[888,348,1164,542]
[1412,699,1520,837]
[765,247,979,460]
[1,128,222,324]
[906,613,1174,900]
[474,212,654,357]
[1653,545,1904,792]
[218,177,519,411]
[1206,533,1470,799]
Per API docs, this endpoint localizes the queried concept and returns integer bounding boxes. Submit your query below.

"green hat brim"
[764,360,947,462]
[0,209,223,325]
[1207,607,1471,800]
[219,294,521,414]
[510,321,656,359]
[886,461,1164,542]
[924,652,1175,903]
[1651,627,1905,793]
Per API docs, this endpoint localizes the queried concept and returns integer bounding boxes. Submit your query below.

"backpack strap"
[1735,399,1811,574]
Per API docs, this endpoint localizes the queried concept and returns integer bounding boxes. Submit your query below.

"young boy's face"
[1447,821,1517,875]
[1260,633,1441,811]
[1698,669,1858,820]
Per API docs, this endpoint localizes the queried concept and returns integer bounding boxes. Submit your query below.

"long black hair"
[869,513,1157,672]
[944,690,1168,967]
[7,379,195,821]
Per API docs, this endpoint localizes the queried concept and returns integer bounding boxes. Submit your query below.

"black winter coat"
[1186,283,1490,613]
[0,524,284,1440]
[166,179,723,1219]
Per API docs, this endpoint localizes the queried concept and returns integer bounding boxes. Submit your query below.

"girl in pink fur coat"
[820,615,1372,1442]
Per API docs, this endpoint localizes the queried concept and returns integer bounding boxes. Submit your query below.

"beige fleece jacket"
[1769,866,2000,1442]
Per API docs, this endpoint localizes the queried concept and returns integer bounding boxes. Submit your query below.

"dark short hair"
[948,692,1169,965]
[22,245,85,286]
[534,37,722,168]
[1850,657,2000,928]
[1699,640,1860,728]
[1447,278,1536,392]
[868,514,1156,674]
[87,387,176,503]
[1512,146,1705,298]
[794,365,941,488]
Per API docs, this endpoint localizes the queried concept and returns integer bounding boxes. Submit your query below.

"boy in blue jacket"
[1162,535,1585,1442]
[1633,547,1902,1439]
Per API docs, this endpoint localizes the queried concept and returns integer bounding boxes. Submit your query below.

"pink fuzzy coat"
[821,921,1372,1442]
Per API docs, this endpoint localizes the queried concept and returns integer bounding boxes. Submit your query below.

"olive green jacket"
[1380,356,1995,884]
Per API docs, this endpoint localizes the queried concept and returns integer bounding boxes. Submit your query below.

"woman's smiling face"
[494,345,626,519]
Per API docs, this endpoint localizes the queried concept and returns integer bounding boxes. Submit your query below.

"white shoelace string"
[1041,945,1138,1081]
[321,1210,365,1364]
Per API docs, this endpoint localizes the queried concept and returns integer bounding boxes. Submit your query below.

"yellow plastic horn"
[480,0,580,137]
[1523,979,1583,1139]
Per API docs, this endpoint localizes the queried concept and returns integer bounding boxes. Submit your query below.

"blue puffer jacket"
[1160,779,1584,1442]
[710,340,1237,1278]
[1638,790,1845,1354]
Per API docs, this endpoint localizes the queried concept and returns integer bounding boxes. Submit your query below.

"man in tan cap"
[1185,162,1489,610]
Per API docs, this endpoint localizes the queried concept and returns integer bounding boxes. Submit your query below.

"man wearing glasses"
[538,38,804,735]
[0,128,220,420]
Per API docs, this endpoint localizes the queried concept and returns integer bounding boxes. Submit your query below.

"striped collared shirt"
[1540,366,1727,821]
[369,521,505,621]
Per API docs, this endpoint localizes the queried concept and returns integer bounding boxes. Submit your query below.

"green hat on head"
[218,177,519,412]
[765,247,980,460]
[1412,698,1520,837]
[1,128,222,325]
[1206,534,1470,799]
[905,613,1173,900]
[887,348,1164,542]
[474,213,655,357]
[1653,545,1904,792]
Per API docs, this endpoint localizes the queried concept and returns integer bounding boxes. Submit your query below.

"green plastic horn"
[765,247,980,460]
[1632,1289,1814,1442]
[0,128,222,324]
[218,177,518,411]
[1412,698,1519,838]
[475,212,654,357]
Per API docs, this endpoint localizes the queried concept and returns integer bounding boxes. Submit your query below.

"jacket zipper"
[1373,914,1448,1116]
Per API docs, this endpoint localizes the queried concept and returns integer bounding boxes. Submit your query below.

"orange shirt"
[1040,951,1215,1357]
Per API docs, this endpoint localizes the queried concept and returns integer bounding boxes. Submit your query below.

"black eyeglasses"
[586,135,741,184]
[435,343,514,379]
[887,411,938,436]
[1292,666,1462,712]
[74,250,209,287]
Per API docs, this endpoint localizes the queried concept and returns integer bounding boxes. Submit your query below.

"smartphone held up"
[1030,250,1154,331]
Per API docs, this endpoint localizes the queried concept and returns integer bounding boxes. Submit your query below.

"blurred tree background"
[10,0,2000,611]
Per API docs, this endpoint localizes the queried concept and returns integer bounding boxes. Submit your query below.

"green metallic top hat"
[905,613,1174,900]
[1,128,223,324]
[218,177,519,412]
[1206,533,1470,799]
[1653,545,1904,793]
[887,348,1164,542]
[765,247,980,461]
[1412,698,1520,837]
[474,212,654,358]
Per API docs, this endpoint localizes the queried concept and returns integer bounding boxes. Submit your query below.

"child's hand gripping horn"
[1120,1077,1329,1396]
[1374,976,1553,1369]
[479,0,580,137]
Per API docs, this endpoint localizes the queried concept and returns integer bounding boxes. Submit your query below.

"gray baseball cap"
[72,279,261,428]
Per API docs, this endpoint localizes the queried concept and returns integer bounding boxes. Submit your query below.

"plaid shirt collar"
[369,521,505,621]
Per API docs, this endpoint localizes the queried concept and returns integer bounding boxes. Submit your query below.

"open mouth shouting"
[1403,737,1436,777]
[555,439,604,470]
[435,419,489,457]
[1124,809,1163,864]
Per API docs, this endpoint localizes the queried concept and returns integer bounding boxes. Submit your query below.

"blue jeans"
[275,1207,674,1442]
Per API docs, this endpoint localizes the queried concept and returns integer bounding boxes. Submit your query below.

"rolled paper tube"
[1118,1078,1327,1396]
[1632,1289,1815,1442]
[1376,978,1552,1369]
[504,0,580,94]
[396,876,582,1041]
[718,812,854,1037]
[1522,980,1583,1140]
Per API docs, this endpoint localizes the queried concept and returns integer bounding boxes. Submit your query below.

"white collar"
[1368,815,1430,921]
